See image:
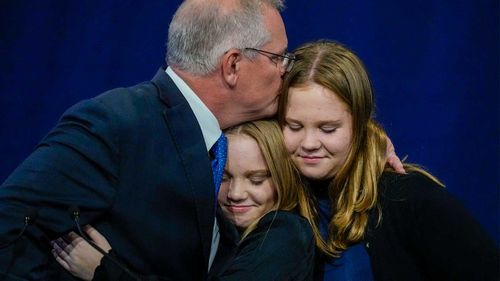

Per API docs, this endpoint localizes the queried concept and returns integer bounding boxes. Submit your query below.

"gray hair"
[166,0,285,76]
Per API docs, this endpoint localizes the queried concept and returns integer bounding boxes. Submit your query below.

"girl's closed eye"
[250,178,265,185]
[286,122,302,131]
[321,126,338,133]
[249,173,270,185]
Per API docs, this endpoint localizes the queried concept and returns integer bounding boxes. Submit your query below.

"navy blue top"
[311,173,498,280]
[312,181,374,281]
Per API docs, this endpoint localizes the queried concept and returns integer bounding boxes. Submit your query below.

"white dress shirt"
[165,67,221,271]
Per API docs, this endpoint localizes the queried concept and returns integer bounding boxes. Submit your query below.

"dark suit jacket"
[0,68,237,280]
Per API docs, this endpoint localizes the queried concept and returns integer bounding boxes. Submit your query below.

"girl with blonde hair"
[52,120,316,280]
[279,40,498,280]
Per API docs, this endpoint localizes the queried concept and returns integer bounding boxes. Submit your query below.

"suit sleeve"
[214,211,315,281]
[405,173,499,280]
[0,98,120,275]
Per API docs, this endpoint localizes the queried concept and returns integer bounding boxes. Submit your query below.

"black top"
[365,172,498,280]
[94,210,315,281]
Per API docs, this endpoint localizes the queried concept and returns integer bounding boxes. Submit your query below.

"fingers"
[386,136,396,155]
[50,233,84,263]
[84,225,112,252]
[52,250,70,271]
[52,237,73,254]
[388,154,406,174]
[52,247,70,271]
[385,136,406,174]
[83,225,101,241]
[51,239,72,270]
[66,231,85,246]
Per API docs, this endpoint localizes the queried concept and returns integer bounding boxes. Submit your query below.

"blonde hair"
[224,120,320,241]
[278,40,443,256]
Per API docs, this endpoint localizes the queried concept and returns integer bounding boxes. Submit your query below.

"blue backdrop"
[0,1,498,242]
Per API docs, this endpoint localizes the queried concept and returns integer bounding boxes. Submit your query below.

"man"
[0,0,291,279]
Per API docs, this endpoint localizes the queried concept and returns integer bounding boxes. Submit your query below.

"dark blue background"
[1,1,498,241]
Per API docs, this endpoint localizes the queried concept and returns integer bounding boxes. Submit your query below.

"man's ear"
[221,49,242,88]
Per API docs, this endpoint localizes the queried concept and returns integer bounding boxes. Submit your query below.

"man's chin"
[259,102,279,119]
[240,101,279,123]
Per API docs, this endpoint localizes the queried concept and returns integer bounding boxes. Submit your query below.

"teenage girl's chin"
[228,216,251,229]
[221,209,250,229]
[296,164,332,181]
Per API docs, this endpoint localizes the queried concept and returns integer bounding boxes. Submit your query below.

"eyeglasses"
[244,47,296,73]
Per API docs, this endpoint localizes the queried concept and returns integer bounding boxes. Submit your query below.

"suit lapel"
[152,68,216,272]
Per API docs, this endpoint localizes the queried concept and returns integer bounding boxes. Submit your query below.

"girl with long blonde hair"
[279,40,497,280]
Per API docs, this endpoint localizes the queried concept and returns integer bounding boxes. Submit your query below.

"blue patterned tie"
[210,133,227,196]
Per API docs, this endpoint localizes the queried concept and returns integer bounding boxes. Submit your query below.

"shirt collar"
[166,67,221,151]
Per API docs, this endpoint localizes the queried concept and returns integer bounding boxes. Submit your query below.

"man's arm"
[0,98,120,277]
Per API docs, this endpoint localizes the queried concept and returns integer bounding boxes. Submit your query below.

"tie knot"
[211,133,227,158]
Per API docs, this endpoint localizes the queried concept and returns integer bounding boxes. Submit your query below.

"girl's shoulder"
[257,210,312,238]
[378,171,446,203]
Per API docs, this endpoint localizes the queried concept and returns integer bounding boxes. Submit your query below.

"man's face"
[235,5,288,121]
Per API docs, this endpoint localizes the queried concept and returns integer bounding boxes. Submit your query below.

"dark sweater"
[365,171,498,280]
[215,210,315,280]
[94,210,315,281]
[314,172,498,281]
